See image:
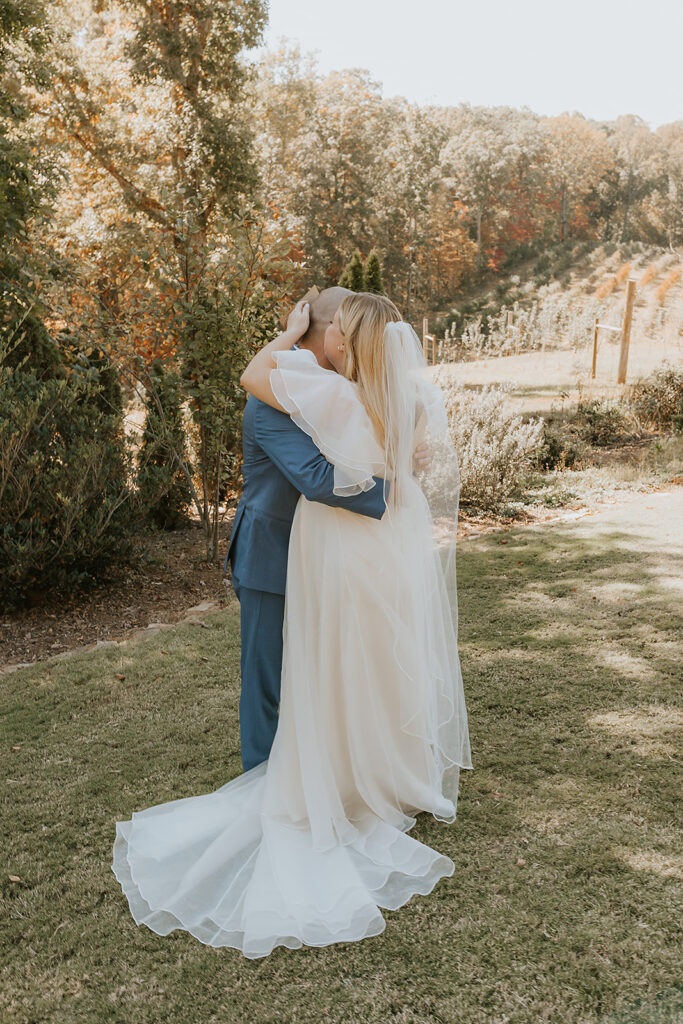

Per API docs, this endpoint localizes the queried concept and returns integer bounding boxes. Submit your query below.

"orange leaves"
[615,262,632,286]
[655,266,681,305]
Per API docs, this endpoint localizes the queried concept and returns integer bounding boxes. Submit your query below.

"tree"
[543,114,612,241]
[373,99,448,312]
[654,121,683,247]
[364,250,385,294]
[0,0,54,320]
[339,250,365,290]
[281,67,388,283]
[40,0,267,285]
[21,0,299,562]
[609,115,663,242]
[441,105,548,270]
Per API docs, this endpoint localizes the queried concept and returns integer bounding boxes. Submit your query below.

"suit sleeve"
[253,403,387,520]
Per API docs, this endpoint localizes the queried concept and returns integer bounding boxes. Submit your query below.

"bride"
[112,291,473,958]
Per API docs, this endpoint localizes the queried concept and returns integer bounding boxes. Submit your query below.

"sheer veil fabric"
[112,322,472,959]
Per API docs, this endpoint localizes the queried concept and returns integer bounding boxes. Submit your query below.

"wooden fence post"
[591,316,599,379]
[422,317,429,361]
[617,279,637,384]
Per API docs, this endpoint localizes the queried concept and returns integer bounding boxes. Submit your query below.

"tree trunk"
[621,170,633,243]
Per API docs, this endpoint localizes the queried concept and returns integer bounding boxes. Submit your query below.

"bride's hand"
[286,300,310,341]
[241,300,310,408]
[413,441,431,474]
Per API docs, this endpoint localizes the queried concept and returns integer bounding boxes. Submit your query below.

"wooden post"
[422,317,429,360]
[591,316,599,379]
[432,335,437,367]
[617,279,637,384]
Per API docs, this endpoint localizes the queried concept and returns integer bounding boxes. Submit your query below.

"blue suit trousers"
[236,585,285,772]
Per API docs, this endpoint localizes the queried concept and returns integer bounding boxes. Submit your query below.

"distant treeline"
[2,0,681,353]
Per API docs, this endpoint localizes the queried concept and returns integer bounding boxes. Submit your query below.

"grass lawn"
[1,508,681,1024]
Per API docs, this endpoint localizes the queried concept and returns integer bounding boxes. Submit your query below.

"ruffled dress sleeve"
[270,348,386,496]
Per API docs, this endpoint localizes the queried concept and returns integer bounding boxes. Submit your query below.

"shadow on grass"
[1,512,680,1024]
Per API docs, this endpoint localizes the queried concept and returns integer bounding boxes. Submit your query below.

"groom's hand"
[286,300,310,340]
[413,441,431,474]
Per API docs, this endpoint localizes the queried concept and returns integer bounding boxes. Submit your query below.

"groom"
[225,287,388,772]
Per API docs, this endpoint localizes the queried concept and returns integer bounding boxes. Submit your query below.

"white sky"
[255,0,683,128]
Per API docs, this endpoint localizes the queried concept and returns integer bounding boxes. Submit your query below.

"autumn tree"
[441,106,528,269]
[25,0,300,561]
[276,66,388,283]
[543,113,612,242]
[654,121,683,247]
[609,114,663,242]
[40,0,267,293]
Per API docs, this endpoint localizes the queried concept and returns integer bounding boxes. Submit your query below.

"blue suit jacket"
[225,396,387,596]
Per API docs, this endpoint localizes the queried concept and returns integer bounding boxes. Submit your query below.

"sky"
[254,0,683,128]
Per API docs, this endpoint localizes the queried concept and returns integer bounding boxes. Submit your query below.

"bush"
[535,421,586,470]
[137,358,193,530]
[628,363,683,433]
[433,372,545,511]
[575,398,632,446]
[0,322,138,609]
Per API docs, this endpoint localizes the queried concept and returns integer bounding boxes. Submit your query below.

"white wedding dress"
[112,339,472,959]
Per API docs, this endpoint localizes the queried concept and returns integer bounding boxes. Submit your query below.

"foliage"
[338,249,386,294]
[137,358,193,530]
[433,372,545,510]
[250,50,683,316]
[575,399,633,446]
[0,321,138,609]
[439,285,603,361]
[112,213,295,562]
[627,363,683,433]
[363,250,385,295]
[534,419,587,471]
[18,1,301,562]
[339,249,365,290]
[544,114,613,243]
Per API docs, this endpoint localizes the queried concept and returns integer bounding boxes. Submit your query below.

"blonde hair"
[338,292,403,451]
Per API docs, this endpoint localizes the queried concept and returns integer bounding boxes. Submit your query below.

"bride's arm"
[240,300,310,409]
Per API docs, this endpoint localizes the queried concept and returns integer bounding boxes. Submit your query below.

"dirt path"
[434,339,682,413]
[461,486,683,597]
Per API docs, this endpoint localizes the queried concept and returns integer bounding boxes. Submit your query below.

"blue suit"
[225,395,387,771]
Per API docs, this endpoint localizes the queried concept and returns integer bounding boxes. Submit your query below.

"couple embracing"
[112,287,473,959]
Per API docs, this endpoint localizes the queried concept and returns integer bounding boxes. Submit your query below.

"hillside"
[429,242,683,413]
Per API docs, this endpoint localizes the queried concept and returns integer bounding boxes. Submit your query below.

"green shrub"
[535,421,586,470]
[0,322,138,609]
[137,358,193,530]
[576,398,632,446]
[628,363,683,433]
[533,254,551,275]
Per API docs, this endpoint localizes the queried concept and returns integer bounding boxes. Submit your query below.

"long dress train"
[112,345,472,958]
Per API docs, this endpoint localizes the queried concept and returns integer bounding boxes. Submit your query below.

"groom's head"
[298,286,354,369]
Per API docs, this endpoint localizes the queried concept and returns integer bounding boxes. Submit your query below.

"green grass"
[1,517,681,1024]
